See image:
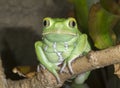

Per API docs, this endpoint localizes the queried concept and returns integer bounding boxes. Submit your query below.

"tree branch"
[3,44,120,88]
[0,58,8,88]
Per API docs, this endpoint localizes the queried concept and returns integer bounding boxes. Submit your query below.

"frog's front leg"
[35,41,60,83]
[60,34,91,74]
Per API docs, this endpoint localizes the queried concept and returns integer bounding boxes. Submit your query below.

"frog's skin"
[35,17,91,83]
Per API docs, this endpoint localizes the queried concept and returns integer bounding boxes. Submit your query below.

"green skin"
[35,17,91,83]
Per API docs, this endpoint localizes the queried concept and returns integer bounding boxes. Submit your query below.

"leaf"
[100,0,120,15]
[88,3,117,49]
[73,0,99,33]
[73,0,89,33]
[12,66,37,78]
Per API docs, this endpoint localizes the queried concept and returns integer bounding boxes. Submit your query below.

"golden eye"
[68,18,76,28]
[43,18,50,27]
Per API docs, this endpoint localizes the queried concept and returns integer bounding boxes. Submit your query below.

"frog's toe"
[37,65,40,72]
[37,64,45,72]
[68,61,74,74]
[60,62,66,73]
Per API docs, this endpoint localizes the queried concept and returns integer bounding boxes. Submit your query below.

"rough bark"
[0,59,8,88]
[0,44,120,88]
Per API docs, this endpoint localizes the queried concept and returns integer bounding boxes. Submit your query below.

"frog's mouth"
[43,32,77,42]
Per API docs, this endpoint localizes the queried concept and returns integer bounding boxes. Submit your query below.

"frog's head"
[42,17,80,42]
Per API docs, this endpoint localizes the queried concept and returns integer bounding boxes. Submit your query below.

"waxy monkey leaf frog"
[35,17,91,83]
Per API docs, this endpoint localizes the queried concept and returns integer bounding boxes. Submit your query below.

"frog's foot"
[68,60,74,74]
[60,60,74,74]
[48,64,61,83]
[40,64,61,83]
[37,64,46,72]
[60,61,67,73]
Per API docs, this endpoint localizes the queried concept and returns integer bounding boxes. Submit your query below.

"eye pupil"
[43,20,47,26]
[43,20,50,27]
[69,20,76,28]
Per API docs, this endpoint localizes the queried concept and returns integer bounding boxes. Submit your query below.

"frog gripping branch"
[35,17,91,84]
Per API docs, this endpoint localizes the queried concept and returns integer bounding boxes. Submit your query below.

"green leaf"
[73,0,99,33]
[73,0,89,33]
[88,3,117,49]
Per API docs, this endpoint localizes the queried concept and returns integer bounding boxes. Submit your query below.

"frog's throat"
[42,32,79,42]
[42,35,79,45]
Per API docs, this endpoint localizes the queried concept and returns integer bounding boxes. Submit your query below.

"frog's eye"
[68,18,76,28]
[43,18,50,27]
